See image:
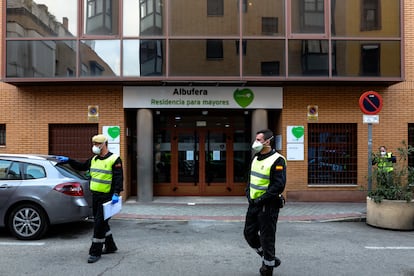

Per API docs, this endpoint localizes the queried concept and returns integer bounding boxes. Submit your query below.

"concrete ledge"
[287,190,367,203]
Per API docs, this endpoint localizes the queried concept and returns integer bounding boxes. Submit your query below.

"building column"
[137,109,153,202]
[251,109,268,141]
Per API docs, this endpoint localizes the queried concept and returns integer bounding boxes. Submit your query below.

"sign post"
[359,91,383,192]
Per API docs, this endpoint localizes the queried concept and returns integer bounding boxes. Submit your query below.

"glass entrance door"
[176,129,229,194]
[152,110,251,196]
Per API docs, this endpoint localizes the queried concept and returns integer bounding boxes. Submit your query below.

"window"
[207,0,224,16]
[85,0,119,35]
[140,40,163,76]
[206,40,223,59]
[262,17,279,35]
[299,0,325,33]
[301,40,330,75]
[361,44,380,76]
[0,124,5,145]
[25,164,46,179]
[308,123,357,185]
[261,61,280,76]
[0,160,21,180]
[361,0,381,31]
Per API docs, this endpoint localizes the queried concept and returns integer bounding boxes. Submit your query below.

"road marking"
[365,246,414,250]
[0,242,45,246]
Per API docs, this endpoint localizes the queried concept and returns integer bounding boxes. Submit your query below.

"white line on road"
[0,241,45,246]
[365,246,414,250]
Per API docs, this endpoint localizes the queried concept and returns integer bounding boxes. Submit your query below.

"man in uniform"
[58,134,124,263]
[244,129,287,276]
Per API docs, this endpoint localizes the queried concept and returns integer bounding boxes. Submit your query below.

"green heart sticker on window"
[233,88,254,108]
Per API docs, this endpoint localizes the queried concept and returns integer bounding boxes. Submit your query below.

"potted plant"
[366,141,414,230]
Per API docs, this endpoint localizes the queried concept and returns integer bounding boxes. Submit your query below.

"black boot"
[259,264,273,276]
[103,234,118,254]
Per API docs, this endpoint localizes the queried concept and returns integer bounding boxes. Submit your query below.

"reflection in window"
[85,0,119,35]
[123,0,140,36]
[123,40,164,76]
[235,40,247,56]
[206,40,223,59]
[207,0,224,16]
[139,0,163,35]
[301,40,331,76]
[292,0,324,33]
[262,17,279,35]
[361,0,381,31]
[6,40,77,78]
[6,0,78,37]
[243,39,285,77]
[361,44,380,76]
[80,40,120,77]
[170,40,238,76]
[261,61,280,76]
[140,40,164,76]
[308,123,357,185]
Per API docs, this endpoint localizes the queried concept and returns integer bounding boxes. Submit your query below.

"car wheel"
[8,204,49,240]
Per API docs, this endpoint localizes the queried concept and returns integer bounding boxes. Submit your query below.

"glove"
[56,156,69,163]
[111,194,119,204]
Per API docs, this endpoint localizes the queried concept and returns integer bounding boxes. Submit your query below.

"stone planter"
[366,196,414,230]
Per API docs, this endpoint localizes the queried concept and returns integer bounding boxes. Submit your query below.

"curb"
[113,213,367,223]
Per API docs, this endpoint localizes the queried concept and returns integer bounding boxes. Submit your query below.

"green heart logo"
[108,126,120,139]
[233,88,254,108]
[291,126,304,139]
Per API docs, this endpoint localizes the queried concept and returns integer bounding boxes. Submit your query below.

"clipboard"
[103,196,122,220]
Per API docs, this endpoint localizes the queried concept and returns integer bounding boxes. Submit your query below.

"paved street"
[1,218,414,276]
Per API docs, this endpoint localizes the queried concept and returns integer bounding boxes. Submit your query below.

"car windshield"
[55,163,89,180]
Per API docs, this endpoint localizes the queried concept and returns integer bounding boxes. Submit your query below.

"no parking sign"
[359,91,383,115]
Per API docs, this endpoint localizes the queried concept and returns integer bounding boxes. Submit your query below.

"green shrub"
[368,141,414,203]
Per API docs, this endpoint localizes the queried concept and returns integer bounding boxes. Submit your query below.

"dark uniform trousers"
[244,203,280,266]
[89,192,117,256]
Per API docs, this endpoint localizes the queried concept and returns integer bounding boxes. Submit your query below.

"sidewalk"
[114,197,367,222]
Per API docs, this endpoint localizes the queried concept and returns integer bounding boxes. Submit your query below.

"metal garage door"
[49,124,98,160]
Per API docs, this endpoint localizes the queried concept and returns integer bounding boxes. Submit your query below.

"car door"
[0,160,23,210]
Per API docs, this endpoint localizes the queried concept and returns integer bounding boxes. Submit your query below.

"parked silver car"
[0,154,92,240]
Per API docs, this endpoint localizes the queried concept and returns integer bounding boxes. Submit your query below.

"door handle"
[0,184,9,189]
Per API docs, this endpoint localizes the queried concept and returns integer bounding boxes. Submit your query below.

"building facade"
[1,0,412,202]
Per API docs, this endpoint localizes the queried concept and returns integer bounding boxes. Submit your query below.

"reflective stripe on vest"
[90,154,119,193]
[249,152,285,200]
[378,152,394,173]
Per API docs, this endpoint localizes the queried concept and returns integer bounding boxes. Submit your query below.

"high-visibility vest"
[378,152,394,173]
[249,152,285,200]
[90,154,119,193]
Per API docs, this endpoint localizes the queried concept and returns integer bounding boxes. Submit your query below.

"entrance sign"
[359,91,383,115]
[123,86,283,109]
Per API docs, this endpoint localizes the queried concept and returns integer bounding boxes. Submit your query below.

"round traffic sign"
[359,91,383,115]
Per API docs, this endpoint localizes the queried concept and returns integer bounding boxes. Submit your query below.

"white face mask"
[380,151,386,157]
[252,140,264,152]
[92,145,102,155]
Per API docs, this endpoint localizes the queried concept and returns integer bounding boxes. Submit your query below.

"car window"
[0,160,22,180]
[25,164,46,179]
[55,163,89,180]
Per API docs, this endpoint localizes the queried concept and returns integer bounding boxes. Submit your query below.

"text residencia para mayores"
[151,88,229,107]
